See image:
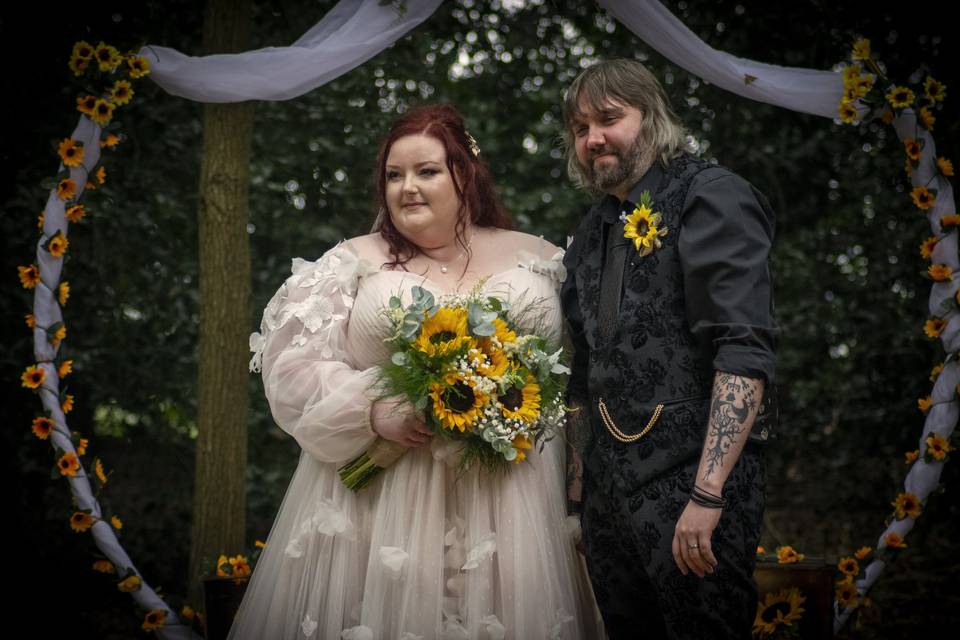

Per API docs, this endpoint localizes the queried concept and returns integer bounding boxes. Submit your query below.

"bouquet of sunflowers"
[338,284,569,491]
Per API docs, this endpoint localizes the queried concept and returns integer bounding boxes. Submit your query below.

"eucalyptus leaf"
[391,352,407,366]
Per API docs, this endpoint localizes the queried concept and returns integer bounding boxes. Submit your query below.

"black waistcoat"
[567,153,776,495]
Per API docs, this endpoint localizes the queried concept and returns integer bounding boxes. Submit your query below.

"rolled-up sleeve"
[678,170,779,382]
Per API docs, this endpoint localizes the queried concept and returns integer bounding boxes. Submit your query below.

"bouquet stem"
[338,437,409,491]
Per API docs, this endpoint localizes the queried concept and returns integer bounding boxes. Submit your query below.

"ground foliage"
[2,0,957,637]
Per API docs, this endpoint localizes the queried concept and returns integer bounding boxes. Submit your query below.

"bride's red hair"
[372,103,513,269]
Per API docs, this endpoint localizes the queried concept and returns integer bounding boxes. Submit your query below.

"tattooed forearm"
[701,372,763,483]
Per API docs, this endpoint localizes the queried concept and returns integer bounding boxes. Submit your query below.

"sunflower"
[92,559,115,573]
[126,55,151,79]
[118,575,142,592]
[879,109,894,126]
[51,323,67,347]
[230,555,251,577]
[886,86,915,109]
[854,75,873,97]
[70,511,94,532]
[905,449,920,464]
[851,38,871,60]
[62,394,75,414]
[68,53,90,76]
[95,164,107,184]
[415,307,473,358]
[216,555,230,577]
[58,452,80,477]
[837,100,858,124]
[181,605,196,620]
[938,157,954,177]
[25,313,35,329]
[21,364,46,389]
[111,515,123,530]
[500,374,541,424]
[76,94,98,116]
[58,138,84,167]
[110,80,134,106]
[776,545,804,564]
[66,204,86,223]
[31,416,54,440]
[623,203,668,256]
[892,491,922,519]
[923,318,946,339]
[918,395,933,413]
[38,209,45,229]
[101,132,121,148]
[854,546,872,560]
[904,138,922,161]
[841,64,861,84]
[838,556,860,576]
[920,236,939,260]
[835,581,859,609]
[72,40,94,60]
[255,539,267,549]
[18,263,40,289]
[90,99,115,126]
[919,106,936,131]
[884,532,907,549]
[927,264,952,281]
[58,281,71,305]
[904,157,914,178]
[911,186,935,209]
[94,42,122,72]
[57,178,77,201]
[511,434,534,463]
[429,372,488,432]
[924,76,946,103]
[942,214,960,230]
[94,458,108,484]
[925,433,953,461]
[752,587,806,637]
[59,359,73,378]
[77,438,88,456]
[47,233,69,258]
[142,609,167,631]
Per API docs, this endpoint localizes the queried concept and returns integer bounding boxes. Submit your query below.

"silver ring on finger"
[688,543,700,550]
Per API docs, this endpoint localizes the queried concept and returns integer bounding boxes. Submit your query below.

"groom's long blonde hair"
[562,59,692,193]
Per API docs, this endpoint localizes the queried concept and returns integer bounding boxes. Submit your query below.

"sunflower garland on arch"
[18,41,203,638]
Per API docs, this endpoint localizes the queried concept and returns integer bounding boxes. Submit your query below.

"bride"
[230,103,604,639]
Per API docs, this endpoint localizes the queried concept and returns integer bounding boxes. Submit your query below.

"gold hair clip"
[465,131,480,157]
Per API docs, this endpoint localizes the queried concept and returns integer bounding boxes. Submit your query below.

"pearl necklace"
[425,232,474,274]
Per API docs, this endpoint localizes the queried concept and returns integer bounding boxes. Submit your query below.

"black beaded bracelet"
[690,484,726,509]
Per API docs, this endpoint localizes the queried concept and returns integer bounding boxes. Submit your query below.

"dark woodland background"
[3,0,958,637]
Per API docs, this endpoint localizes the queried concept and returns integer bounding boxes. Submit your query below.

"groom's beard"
[584,133,651,194]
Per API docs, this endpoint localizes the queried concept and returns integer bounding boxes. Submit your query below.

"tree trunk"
[189,0,254,610]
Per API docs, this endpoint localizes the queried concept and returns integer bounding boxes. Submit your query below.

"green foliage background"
[3,0,957,636]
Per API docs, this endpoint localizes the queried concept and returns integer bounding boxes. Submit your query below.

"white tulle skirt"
[227,435,604,640]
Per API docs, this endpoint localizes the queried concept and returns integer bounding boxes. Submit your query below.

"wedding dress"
[230,240,604,640]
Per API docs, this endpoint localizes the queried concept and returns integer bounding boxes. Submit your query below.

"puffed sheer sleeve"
[678,170,779,382]
[248,242,381,463]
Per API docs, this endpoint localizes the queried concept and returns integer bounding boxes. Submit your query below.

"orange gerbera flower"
[76,94,98,116]
[920,236,939,259]
[57,178,77,201]
[892,492,922,519]
[21,364,46,389]
[904,138,922,161]
[142,609,167,631]
[777,546,805,564]
[925,432,953,460]
[58,281,71,306]
[919,106,936,131]
[31,416,54,439]
[912,186,936,210]
[47,232,69,258]
[58,359,73,377]
[838,556,860,576]
[924,318,947,338]
[918,395,933,413]
[70,511,94,532]
[928,264,953,281]
[58,138,84,167]
[854,546,872,560]
[92,559,115,573]
[62,394,75,414]
[18,263,40,288]
[884,532,907,549]
[66,204,87,223]
[905,449,920,464]
[58,452,80,477]
[938,157,955,177]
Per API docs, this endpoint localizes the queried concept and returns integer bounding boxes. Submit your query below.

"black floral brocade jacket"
[561,152,780,496]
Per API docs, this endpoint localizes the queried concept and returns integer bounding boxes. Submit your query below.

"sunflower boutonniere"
[620,190,668,257]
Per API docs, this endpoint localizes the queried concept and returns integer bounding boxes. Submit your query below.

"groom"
[560,59,779,639]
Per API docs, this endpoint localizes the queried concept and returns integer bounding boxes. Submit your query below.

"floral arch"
[20,0,953,637]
